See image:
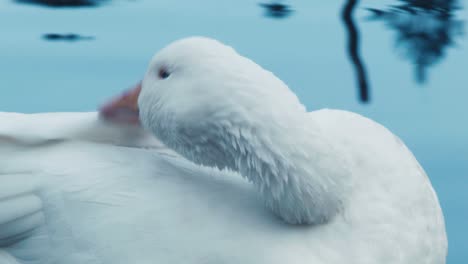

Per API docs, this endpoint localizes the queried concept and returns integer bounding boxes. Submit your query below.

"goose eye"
[158,67,170,79]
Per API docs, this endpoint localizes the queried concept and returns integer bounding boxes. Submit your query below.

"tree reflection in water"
[368,0,464,83]
[43,33,95,41]
[342,0,370,103]
[260,1,293,19]
[15,0,105,7]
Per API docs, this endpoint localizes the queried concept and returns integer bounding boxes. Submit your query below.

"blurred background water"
[0,0,466,262]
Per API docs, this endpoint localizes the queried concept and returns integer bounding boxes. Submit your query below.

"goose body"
[0,37,447,263]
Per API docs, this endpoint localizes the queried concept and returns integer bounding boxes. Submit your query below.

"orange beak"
[99,82,142,125]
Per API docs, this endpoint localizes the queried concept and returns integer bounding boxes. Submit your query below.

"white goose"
[0,37,447,264]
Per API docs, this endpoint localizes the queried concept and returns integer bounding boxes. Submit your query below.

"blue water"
[0,0,467,262]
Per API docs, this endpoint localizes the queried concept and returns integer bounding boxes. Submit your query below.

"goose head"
[101,37,350,225]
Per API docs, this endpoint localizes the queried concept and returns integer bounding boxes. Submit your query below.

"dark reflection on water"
[11,0,465,104]
[43,33,95,41]
[367,0,465,83]
[260,2,293,19]
[15,0,105,7]
[342,0,370,103]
